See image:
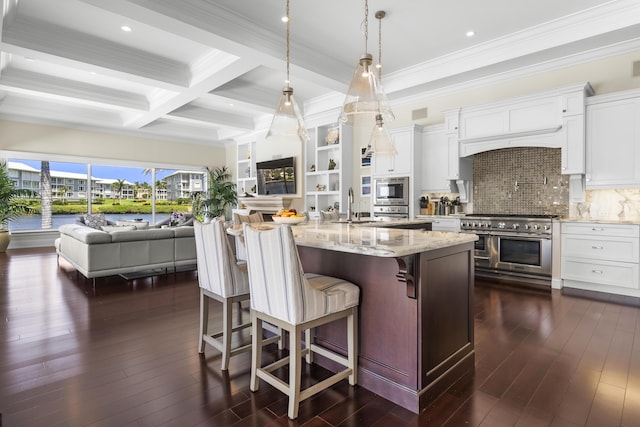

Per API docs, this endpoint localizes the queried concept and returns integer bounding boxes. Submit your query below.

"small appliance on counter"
[419,196,429,215]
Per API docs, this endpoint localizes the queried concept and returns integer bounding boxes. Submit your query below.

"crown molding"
[383,0,640,96]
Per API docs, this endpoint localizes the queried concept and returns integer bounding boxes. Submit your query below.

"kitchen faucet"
[347,187,354,222]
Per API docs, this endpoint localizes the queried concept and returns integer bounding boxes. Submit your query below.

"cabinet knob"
[591,245,604,250]
[562,109,567,113]
[591,269,604,274]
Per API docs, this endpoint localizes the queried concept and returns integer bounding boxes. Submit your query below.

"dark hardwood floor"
[1,248,639,426]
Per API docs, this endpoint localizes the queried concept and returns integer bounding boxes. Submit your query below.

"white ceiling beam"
[80,0,348,93]
[0,68,149,111]
[1,16,189,90]
[124,57,258,129]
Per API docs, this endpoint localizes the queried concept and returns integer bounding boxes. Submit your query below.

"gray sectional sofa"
[55,223,196,280]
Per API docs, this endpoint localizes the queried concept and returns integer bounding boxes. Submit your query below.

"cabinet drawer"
[561,222,640,238]
[562,258,639,289]
[562,235,639,263]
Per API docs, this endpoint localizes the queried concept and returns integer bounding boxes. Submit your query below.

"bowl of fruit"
[272,209,306,224]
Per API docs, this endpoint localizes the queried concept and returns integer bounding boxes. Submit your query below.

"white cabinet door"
[421,126,450,192]
[560,114,585,175]
[586,96,640,188]
[371,129,412,177]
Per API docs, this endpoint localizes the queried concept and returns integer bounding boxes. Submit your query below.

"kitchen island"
[232,221,477,413]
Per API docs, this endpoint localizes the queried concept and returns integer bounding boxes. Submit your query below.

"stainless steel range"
[460,214,556,286]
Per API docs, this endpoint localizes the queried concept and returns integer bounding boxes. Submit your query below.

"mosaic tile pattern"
[473,147,569,216]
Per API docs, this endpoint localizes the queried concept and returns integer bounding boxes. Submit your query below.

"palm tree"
[111,179,126,202]
[0,161,37,230]
[192,166,237,220]
[57,184,71,204]
[41,161,52,229]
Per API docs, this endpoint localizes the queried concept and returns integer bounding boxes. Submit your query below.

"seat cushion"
[304,273,360,321]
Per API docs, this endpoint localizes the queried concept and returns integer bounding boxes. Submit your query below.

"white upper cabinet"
[421,125,451,193]
[586,89,640,189]
[371,129,413,177]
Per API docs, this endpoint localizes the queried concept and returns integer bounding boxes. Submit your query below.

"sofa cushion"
[109,228,175,243]
[173,226,195,237]
[116,220,150,230]
[59,224,112,244]
[101,225,137,233]
[84,213,108,229]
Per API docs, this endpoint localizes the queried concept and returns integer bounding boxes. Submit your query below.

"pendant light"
[338,0,394,124]
[368,10,396,155]
[265,0,309,143]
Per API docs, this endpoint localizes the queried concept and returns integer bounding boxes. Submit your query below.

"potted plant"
[0,161,36,252]
[192,166,237,221]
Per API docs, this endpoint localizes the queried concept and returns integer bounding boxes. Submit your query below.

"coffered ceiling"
[1,0,639,146]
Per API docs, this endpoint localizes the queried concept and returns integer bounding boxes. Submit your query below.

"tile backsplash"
[572,189,640,221]
[472,147,569,217]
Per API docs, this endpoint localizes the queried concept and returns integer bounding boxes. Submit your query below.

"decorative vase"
[0,230,10,252]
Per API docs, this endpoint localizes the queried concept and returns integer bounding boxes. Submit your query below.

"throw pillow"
[169,212,186,226]
[84,213,108,229]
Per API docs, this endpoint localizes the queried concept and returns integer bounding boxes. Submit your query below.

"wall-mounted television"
[256,157,296,195]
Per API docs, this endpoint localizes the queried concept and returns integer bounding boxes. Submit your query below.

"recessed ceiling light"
[121,25,132,32]
[466,30,475,37]
[281,16,289,23]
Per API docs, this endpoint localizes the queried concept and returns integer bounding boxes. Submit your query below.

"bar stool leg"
[250,313,262,392]
[198,289,208,354]
[288,324,303,419]
[348,307,358,385]
[220,298,233,370]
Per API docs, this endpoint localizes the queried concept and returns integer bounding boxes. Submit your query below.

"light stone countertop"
[558,218,640,225]
[229,220,477,258]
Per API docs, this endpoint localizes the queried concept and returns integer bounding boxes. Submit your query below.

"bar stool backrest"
[194,219,249,298]
[242,224,308,324]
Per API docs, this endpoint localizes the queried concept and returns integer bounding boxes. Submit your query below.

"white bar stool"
[243,223,360,419]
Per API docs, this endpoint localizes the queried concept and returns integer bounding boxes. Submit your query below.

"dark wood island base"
[298,241,475,414]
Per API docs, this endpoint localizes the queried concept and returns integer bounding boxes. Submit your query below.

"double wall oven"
[372,177,409,219]
[461,214,555,286]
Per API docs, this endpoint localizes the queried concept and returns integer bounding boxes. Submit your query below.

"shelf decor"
[326,127,340,145]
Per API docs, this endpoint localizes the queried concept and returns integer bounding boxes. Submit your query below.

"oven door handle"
[474,256,491,261]
[491,231,551,240]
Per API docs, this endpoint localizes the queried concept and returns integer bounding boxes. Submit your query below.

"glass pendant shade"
[369,114,396,155]
[339,54,394,123]
[266,87,309,143]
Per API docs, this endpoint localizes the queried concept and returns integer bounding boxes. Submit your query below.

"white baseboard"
[8,229,59,249]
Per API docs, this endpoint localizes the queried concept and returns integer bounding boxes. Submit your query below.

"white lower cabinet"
[561,222,640,295]
[428,217,461,232]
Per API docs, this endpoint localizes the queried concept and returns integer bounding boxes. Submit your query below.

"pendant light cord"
[377,11,382,78]
[286,0,290,85]
[364,0,369,53]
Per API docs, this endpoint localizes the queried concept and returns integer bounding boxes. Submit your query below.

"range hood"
[446,82,594,162]
[459,126,563,157]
